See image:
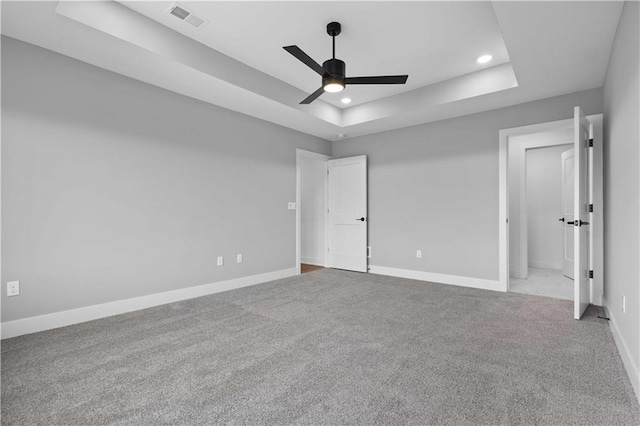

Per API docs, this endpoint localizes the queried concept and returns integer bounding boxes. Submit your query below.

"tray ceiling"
[1,1,624,141]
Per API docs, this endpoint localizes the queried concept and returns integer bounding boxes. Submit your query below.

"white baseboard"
[603,301,640,403]
[529,260,562,270]
[1,267,297,339]
[369,265,503,292]
[301,256,325,266]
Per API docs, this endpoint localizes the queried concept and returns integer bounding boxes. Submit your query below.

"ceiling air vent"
[167,3,207,28]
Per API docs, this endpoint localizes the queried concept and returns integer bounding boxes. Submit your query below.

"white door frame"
[498,113,603,305]
[295,149,331,275]
[512,136,573,279]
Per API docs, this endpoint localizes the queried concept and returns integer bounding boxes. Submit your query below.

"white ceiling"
[1,1,624,141]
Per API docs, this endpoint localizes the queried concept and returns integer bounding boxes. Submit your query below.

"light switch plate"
[288,202,296,210]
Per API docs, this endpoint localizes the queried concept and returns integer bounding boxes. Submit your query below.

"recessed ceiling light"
[477,54,493,64]
[341,97,352,105]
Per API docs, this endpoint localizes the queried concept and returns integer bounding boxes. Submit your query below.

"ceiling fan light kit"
[323,76,345,93]
[283,21,409,104]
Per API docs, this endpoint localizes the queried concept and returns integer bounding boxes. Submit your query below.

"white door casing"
[573,107,591,319]
[561,148,575,279]
[327,155,368,272]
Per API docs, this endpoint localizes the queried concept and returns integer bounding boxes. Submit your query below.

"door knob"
[558,218,565,222]
[567,221,575,225]
[574,220,590,227]
[356,217,366,222]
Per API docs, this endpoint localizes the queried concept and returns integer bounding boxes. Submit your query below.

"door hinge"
[589,270,594,279]
[588,138,594,147]
[589,204,593,213]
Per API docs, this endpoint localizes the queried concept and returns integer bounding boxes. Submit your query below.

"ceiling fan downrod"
[327,21,341,59]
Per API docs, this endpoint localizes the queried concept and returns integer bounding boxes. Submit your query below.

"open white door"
[561,149,575,279]
[327,155,367,272]
[573,107,591,319]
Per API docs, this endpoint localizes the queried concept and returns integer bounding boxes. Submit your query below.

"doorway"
[296,149,331,274]
[498,111,604,318]
[296,150,369,274]
[508,134,573,300]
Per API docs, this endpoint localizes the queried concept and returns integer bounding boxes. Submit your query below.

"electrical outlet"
[217,256,224,267]
[237,253,243,263]
[416,250,422,259]
[622,295,626,313]
[7,281,20,297]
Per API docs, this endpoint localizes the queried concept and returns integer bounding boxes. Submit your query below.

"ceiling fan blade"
[345,75,409,85]
[283,45,326,76]
[300,87,325,104]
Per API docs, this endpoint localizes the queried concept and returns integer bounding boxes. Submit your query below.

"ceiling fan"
[283,22,409,105]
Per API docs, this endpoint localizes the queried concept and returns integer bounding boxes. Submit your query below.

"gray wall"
[526,145,569,271]
[332,88,603,280]
[603,1,640,393]
[1,37,330,322]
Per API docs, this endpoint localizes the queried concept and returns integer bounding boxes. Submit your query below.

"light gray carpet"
[2,269,639,425]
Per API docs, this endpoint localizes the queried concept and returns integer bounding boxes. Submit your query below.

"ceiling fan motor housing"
[323,58,345,85]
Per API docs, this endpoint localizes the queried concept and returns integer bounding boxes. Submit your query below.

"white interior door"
[573,107,591,319]
[561,148,575,279]
[327,155,367,272]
